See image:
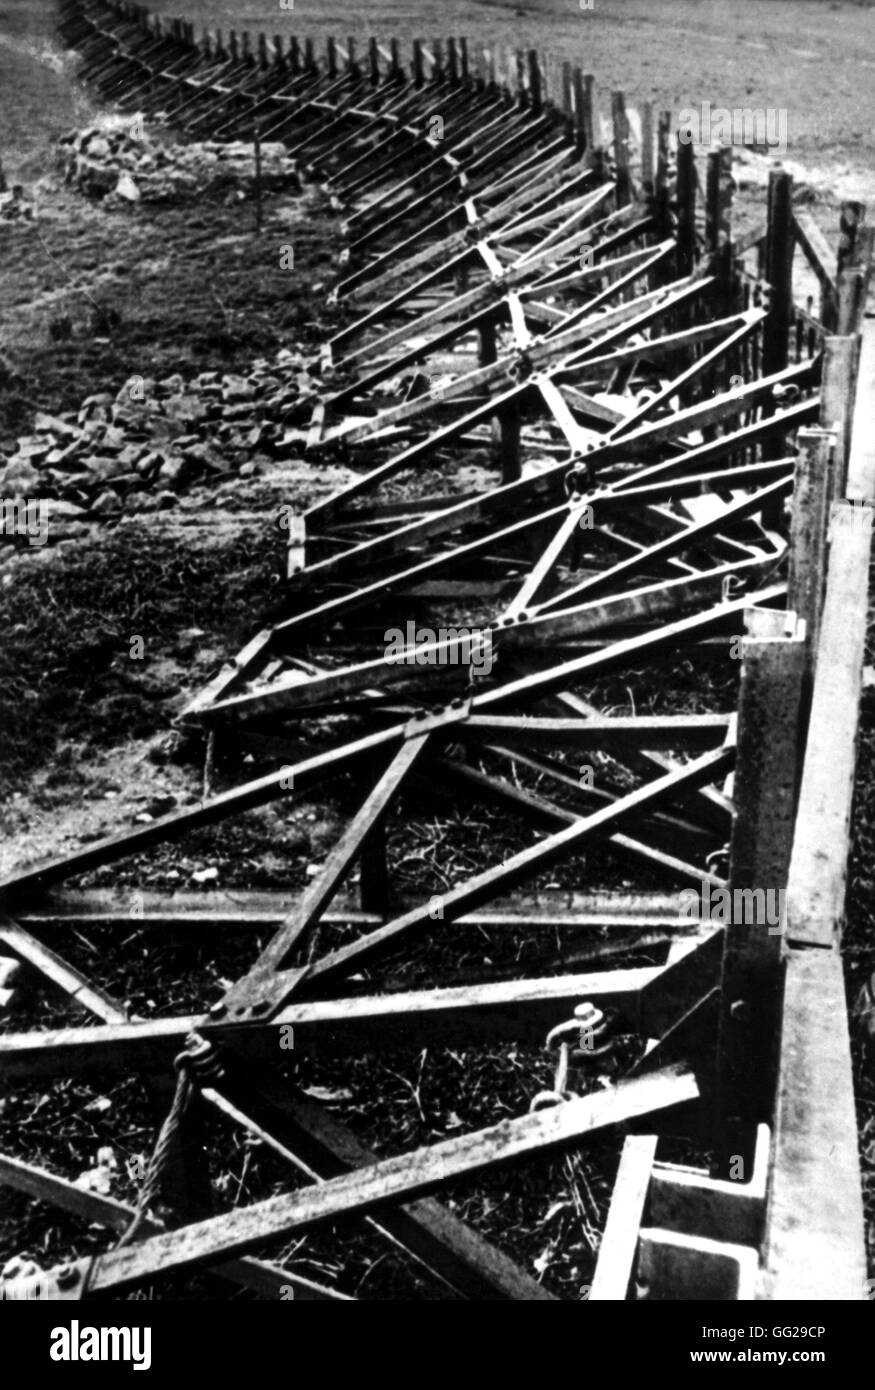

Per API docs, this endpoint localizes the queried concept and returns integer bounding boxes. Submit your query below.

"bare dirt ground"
[1,0,875,1296]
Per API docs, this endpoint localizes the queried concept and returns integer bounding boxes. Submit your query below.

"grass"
[0,523,282,791]
[149,0,875,173]
[0,195,339,441]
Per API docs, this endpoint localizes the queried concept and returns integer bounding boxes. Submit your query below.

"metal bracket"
[404,696,472,739]
[721,573,744,604]
[210,964,311,1026]
[564,460,594,497]
[484,275,507,301]
[506,349,534,381]
[772,382,800,403]
[833,495,875,510]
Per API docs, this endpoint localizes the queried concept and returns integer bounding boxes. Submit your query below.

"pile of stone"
[0,348,322,520]
[58,117,300,205]
[0,187,35,222]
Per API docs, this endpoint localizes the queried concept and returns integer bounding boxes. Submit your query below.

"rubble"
[58,117,300,205]
[0,186,35,222]
[0,347,321,523]
[0,125,315,541]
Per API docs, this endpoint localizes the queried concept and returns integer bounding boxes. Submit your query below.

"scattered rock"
[0,459,41,492]
[75,1147,118,1196]
[91,489,123,515]
[0,186,35,222]
[60,117,300,206]
[0,322,313,525]
[89,456,131,483]
[115,172,141,202]
[192,866,219,885]
[158,456,196,489]
[46,500,89,521]
[2,1257,41,1284]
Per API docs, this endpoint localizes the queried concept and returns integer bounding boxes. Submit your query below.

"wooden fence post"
[819,336,859,502]
[447,37,459,86]
[787,428,836,673]
[611,91,632,207]
[763,168,794,377]
[705,145,734,319]
[713,610,806,1174]
[675,127,696,278]
[527,49,542,115]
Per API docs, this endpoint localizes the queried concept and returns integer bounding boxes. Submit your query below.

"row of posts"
[86,0,627,163]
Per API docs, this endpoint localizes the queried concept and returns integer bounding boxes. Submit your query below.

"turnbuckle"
[529,1003,615,1111]
[175,1030,225,1085]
